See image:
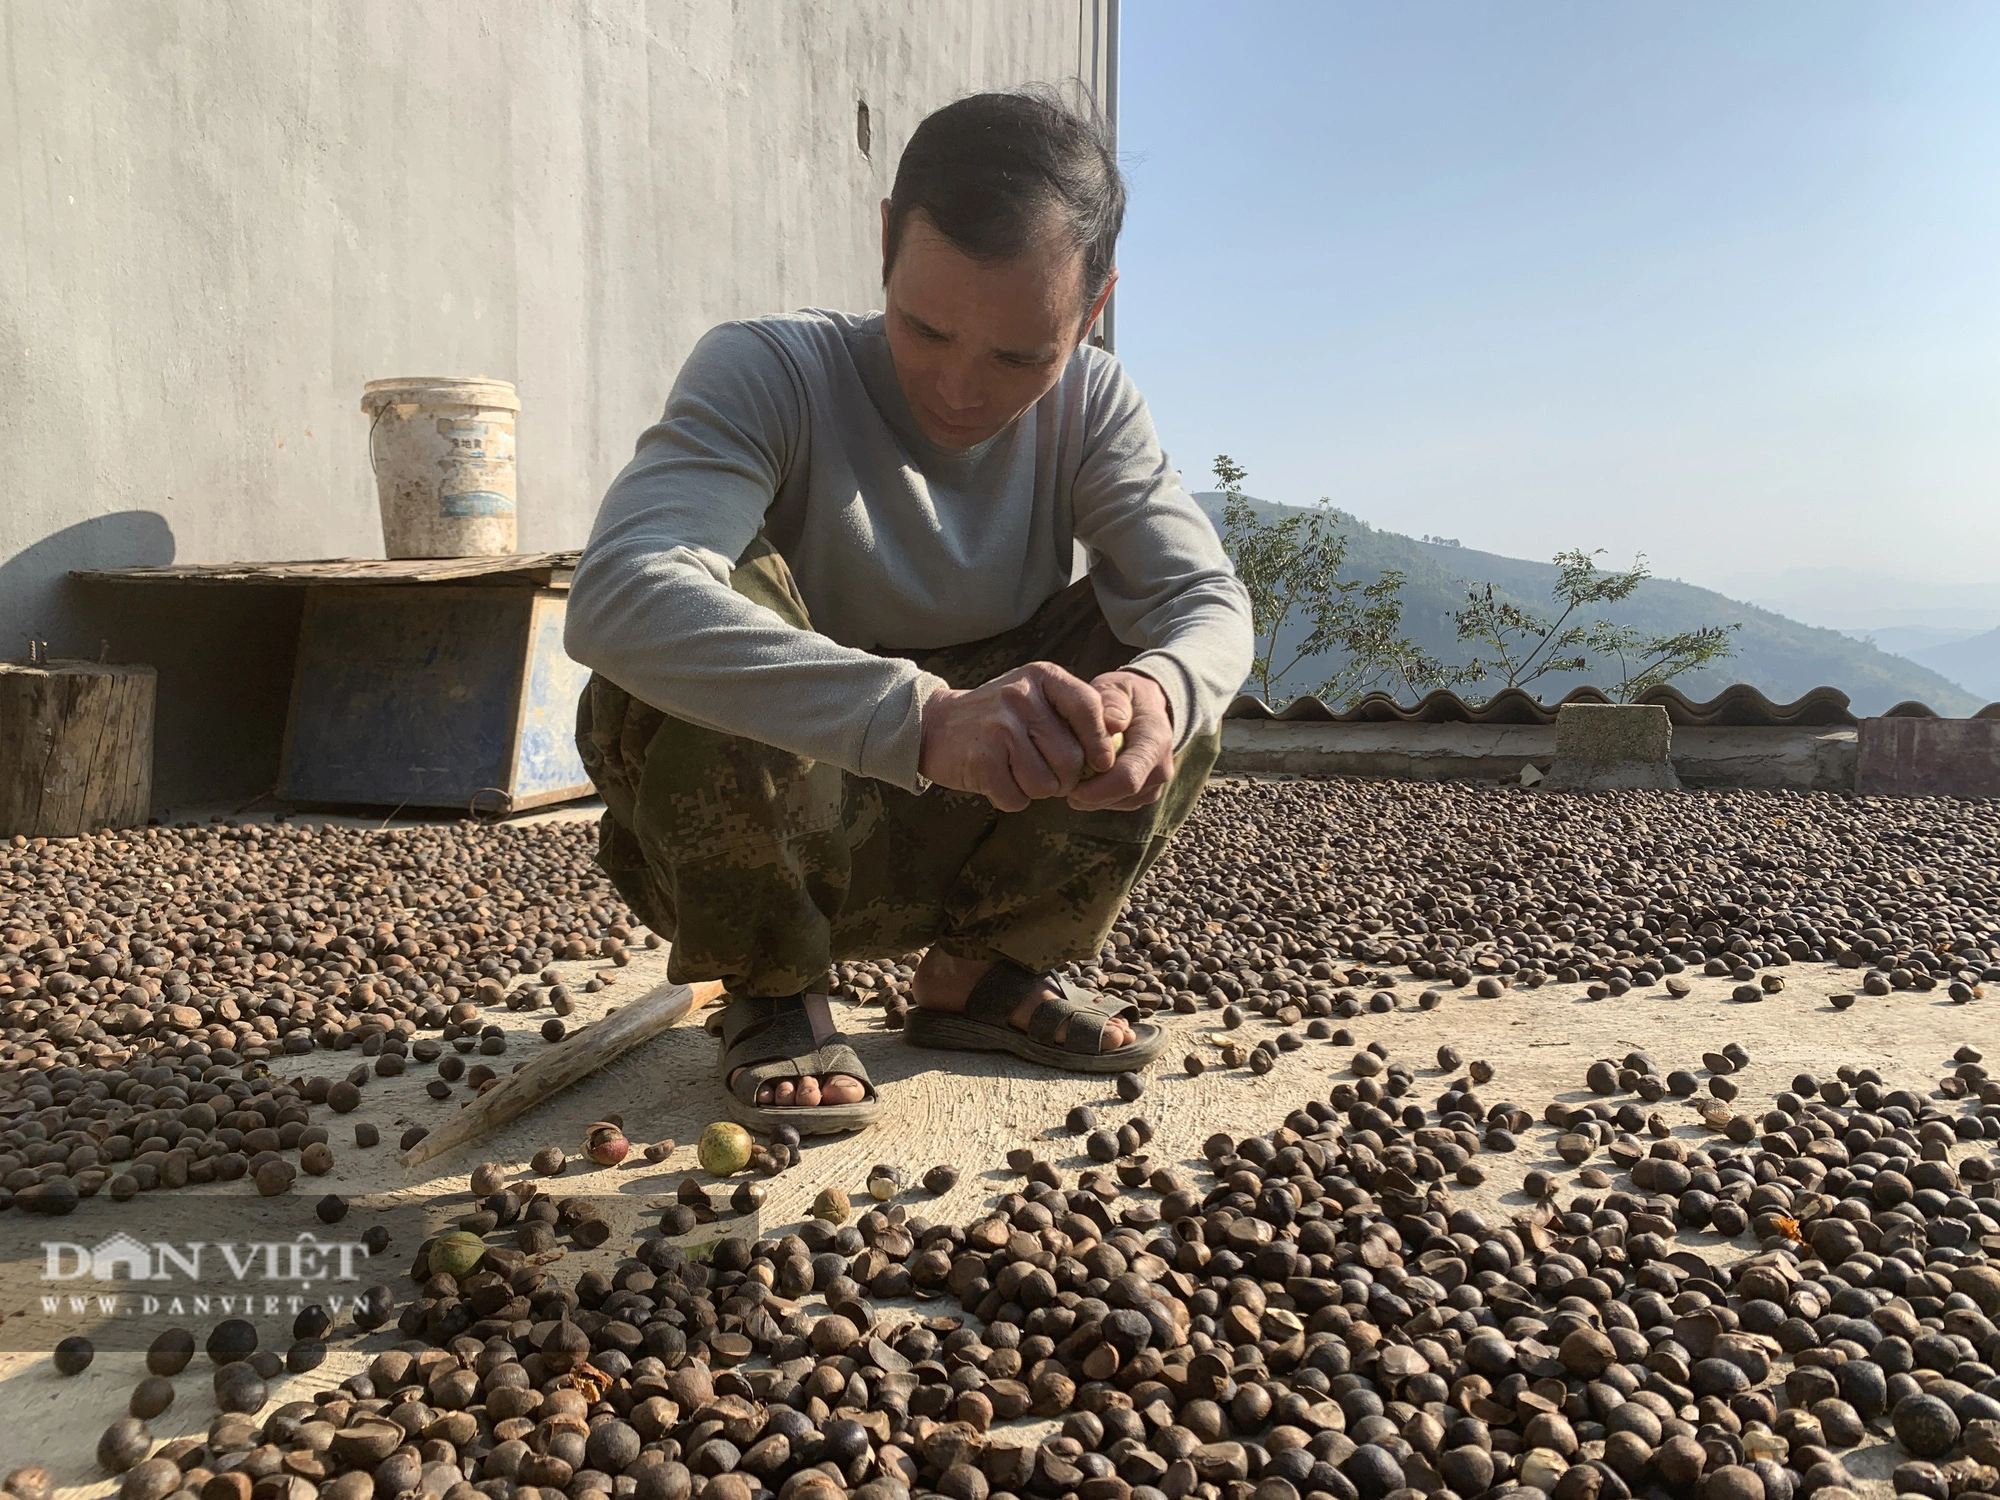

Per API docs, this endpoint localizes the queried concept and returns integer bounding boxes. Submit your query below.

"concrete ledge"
[1219,721,1555,781]
[1675,726,1857,792]
[1218,720,1859,791]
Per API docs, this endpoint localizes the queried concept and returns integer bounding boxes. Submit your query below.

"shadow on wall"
[0,510,178,658]
[3,512,305,812]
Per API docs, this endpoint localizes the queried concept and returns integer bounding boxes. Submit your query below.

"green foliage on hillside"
[1191,492,1985,715]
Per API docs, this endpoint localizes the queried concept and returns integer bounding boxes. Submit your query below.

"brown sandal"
[903,959,1165,1072]
[706,992,879,1137]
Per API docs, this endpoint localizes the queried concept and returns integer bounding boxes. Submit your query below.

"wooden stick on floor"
[399,976,726,1170]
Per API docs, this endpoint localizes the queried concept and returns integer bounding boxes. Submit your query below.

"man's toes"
[755,1081,775,1105]
[771,1080,796,1106]
[795,1076,823,1107]
[821,1074,867,1105]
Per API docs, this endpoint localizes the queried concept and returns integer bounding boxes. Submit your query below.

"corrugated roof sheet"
[1223,684,2000,726]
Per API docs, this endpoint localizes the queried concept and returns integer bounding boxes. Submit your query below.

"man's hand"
[1067,670,1175,812]
[919,662,1118,812]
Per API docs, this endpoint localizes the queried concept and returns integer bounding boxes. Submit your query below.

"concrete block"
[1543,704,1680,791]
[1857,717,2000,798]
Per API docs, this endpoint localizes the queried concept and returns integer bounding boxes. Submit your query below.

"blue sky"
[1113,3,2000,628]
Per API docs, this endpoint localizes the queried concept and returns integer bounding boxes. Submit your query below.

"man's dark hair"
[885,89,1124,312]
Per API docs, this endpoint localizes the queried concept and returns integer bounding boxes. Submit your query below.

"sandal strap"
[721,1003,818,1078]
[713,993,807,1050]
[1054,1005,1109,1054]
[961,958,1042,1024]
[1064,981,1139,1023]
[801,992,838,1040]
[1023,996,1069,1044]
[1009,973,1129,1054]
[803,1040,872,1092]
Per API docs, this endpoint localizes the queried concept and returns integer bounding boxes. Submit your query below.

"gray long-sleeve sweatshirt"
[565,309,1253,794]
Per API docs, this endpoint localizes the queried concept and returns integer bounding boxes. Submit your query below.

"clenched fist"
[918,662,1174,813]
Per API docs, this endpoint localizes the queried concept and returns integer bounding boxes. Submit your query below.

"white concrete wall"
[0,0,1109,654]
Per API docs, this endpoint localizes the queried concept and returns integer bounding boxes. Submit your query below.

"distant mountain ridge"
[1190,493,1986,716]
[1906,626,2000,701]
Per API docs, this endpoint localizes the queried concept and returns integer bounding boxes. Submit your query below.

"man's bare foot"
[911,950,1135,1051]
[725,993,868,1107]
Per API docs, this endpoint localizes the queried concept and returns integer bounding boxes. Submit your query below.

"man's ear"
[1082,269,1119,339]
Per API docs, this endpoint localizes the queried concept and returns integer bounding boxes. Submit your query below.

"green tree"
[1215,456,1469,706]
[1324,571,1478,704]
[1453,549,1739,700]
[1214,456,1348,705]
[1595,623,1741,702]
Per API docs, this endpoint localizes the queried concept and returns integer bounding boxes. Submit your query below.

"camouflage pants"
[576,537,1219,997]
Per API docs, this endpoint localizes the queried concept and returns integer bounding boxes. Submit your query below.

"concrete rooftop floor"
[3,925,1988,1494]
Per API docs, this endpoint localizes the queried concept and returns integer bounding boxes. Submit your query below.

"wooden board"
[399,977,723,1169]
[0,661,156,837]
[71,553,578,589]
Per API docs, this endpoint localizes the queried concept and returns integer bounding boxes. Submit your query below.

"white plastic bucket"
[360,377,520,558]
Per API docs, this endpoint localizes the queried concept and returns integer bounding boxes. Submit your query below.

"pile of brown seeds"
[836,781,2000,1021]
[0,819,642,1205]
[66,1029,2000,1500]
[1095,781,1999,1011]
[5,778,2000,1498]
[4,782,1997,1206]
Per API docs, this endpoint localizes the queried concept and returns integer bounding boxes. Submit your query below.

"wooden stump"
[0,660,156,837]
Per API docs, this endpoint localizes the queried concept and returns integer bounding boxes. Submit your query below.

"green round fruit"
[698,1121,754,1177]
[430,1230,486,1279]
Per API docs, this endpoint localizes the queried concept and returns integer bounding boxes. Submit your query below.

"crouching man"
[566,90,1253,1136]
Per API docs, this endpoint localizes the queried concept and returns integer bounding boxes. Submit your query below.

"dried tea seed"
[254,1158,295,1195]
[127,1375,174,1419]
[52,1335,93,1376]
[145,1328,194,1376]
[96,1419,151,1473]
[866,1164,903,1201]
[205,1318,256,1365]
[923,1164,959,1195]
